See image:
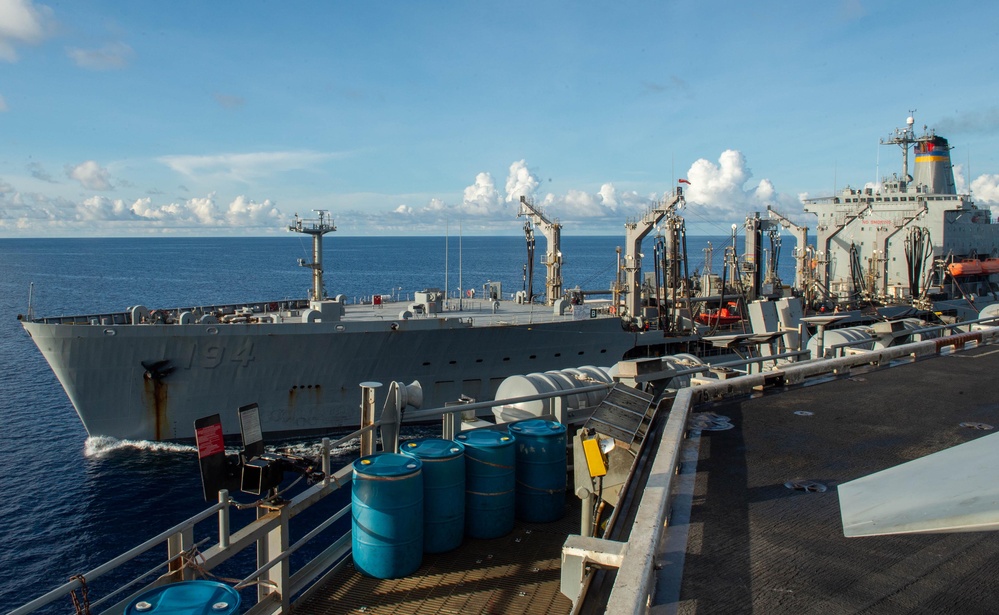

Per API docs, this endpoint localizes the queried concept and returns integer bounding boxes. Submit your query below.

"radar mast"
[289,210,336,301]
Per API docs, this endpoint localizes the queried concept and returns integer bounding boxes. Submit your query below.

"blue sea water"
[0,234,794,611]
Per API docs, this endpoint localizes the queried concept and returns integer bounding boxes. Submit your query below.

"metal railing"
[8,377,616,615]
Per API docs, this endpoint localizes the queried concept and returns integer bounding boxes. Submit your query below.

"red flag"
[678,178,691,184]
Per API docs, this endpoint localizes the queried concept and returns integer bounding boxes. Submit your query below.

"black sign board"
[194,413,227,502]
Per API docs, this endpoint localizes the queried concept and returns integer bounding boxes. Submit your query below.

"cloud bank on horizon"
[5,151,999,236]
[0,151,812,236]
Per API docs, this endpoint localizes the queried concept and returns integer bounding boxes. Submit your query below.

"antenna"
[459,218,463,310]
[968,151,972,196]
[445,218,449,310]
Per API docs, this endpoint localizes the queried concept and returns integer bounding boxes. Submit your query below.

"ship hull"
[23,315,659,441]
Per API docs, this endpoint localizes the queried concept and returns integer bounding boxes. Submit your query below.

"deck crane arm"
[518,196,563,305]
[622,190,685,320]
[766,205,810,294]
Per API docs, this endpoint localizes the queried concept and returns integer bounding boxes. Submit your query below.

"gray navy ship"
[801,114,999,316]
[20,115,999,443]
[18,198,698,442]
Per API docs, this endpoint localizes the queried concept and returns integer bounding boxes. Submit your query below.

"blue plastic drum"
[351,453,424,578]
[124,580,240,615]
[509,419,567,523]
[402,438,466,553]
[455,429,516,539]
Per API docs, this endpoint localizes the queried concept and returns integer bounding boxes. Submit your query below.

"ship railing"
[26,299,311,325]
[582,323,999,613]
[8,380,615,615]
[7,501,228,615]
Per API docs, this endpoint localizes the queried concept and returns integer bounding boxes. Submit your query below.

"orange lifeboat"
[982,259,999,274]
[947,260,984,277]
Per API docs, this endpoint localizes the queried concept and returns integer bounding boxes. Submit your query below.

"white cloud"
[394,204,413,215]
[971,174,999,221]
[67,42,134,70]
[537,182,656,219]
[224,195,280,226]
[504,160,539,203]
[78,195,135,220]
[67,160,113,190]
[0,183,285,233]
[682,149,799,219]
[461,172,501,215]
[159,150,336,183]
[0,0,53,62]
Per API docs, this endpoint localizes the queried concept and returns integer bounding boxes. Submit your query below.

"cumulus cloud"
[67,42,134,70]
[462,172,501,215]
[682,149,800,220]
[384,155,805,232]
[67,160,112,190]
[971,175,999,221]
[78,195,135,220]
[0,182,284,233]
[224,195,280,225]
[505,160,540,203]
[537,182,657,219]
[0,0,53,62]
[159,150,335,183]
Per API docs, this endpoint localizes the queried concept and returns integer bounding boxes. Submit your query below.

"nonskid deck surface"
[296,499,579,615]
[673,345,999,613]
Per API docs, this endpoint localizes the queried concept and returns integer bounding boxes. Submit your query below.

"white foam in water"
[84,435,196,458]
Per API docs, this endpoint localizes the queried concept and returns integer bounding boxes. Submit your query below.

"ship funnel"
[913,135,957,195]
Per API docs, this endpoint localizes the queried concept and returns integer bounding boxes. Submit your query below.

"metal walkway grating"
[295,500,579,614]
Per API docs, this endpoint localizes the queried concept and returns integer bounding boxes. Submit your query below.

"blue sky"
[2,0,999,237]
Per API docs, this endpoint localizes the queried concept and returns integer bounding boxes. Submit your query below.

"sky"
[2,0,999,238]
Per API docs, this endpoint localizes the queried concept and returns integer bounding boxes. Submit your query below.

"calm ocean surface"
[0,234,795,611]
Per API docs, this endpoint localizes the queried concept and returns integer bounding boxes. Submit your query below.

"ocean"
[0,233,795,611]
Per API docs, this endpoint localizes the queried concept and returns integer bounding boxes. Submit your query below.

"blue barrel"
[402,438,466,553]
[124,581,240,615]
[509,419,567,523]
[351,453,423,578]
[456,429,516,539]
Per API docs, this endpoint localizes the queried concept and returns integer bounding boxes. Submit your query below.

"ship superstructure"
[803,115,999,310]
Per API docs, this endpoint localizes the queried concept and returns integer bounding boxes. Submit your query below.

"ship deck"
[668,344,999,613]
[293,344,999,614]
[295,500,579,615]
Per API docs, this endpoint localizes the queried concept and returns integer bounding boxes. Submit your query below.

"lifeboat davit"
[948,260,984,277]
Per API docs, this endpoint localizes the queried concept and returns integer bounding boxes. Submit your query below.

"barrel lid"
[455,429,515,448]
[125,580,240,614]
[353,452,422,477]
[402,438,465,460]
[509,419,566,436]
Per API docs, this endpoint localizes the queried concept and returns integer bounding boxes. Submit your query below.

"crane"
[518,196,562,305]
